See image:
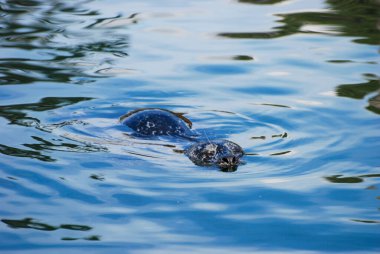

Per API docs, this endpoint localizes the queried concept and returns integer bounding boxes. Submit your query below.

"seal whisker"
[203,130,212,145]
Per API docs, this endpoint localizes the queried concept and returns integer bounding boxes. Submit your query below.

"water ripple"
[0,0,379,252]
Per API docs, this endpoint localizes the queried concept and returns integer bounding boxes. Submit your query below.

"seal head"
[120,108,196,138]
[185,140,244,172]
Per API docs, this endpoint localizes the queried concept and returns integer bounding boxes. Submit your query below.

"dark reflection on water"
[336,74,380,114]
[61,235,100,241]
[2,218,58,231]
[351,219,380,224]
[0,143,54,162]
[0,97,92,124]
[1,218,99,241]
[0,0,129,85]
[227,0,380,116]
[24,135,107,153]
[1,218,92,231]
[89,174,105,181]
[325,174,380,184]
[336,76,380,114]
[336,78,380,99]
[0,97,96,160]
[221,0,380,45]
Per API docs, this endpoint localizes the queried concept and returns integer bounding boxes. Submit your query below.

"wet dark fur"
[120,108,245,171]
[185,140,244,172]
[120,108,195,138]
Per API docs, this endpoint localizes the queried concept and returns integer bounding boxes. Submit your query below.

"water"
[0,0,379,253]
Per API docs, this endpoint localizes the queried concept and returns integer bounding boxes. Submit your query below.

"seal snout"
[218,156,240,172]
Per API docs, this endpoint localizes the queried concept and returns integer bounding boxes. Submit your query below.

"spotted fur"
[120,108,195,138]
[120,108,245,171]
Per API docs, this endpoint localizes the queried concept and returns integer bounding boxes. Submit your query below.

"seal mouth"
[219,165,238,172]
[218,156,239,172]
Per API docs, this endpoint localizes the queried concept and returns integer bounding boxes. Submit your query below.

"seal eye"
[232,156,237,163]
[222,157,229,164]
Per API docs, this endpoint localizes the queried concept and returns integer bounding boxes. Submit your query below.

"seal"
[120,108,245,171]
[185,140,244,172]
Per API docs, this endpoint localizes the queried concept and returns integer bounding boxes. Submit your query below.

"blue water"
[0,0,379,253]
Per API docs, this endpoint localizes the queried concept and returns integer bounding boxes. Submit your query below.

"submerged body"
[120,108,245,171]
[120,108,196,138]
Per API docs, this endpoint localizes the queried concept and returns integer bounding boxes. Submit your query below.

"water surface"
[0,0,379,253]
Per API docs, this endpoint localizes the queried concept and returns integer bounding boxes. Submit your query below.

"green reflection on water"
[0,97,92,125]
[222,0,380,45]
[0,97,94,161]
[325,174,380,184]
[1,217,92,231]
[336,79,380,100]
[0,0,128,85]
[336,76,380,115]
[1,218,99,241]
